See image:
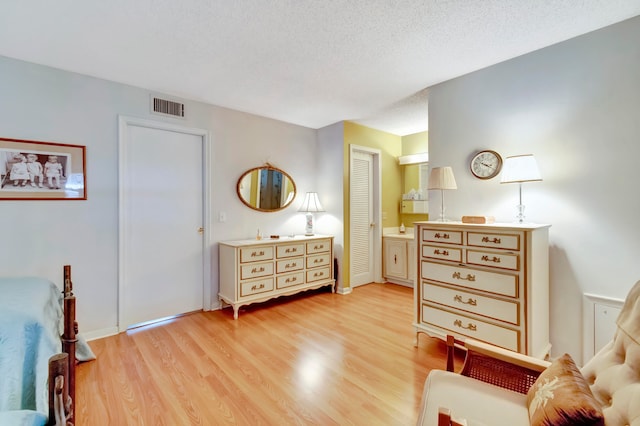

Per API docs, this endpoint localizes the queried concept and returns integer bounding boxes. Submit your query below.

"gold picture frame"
[0,137,86,200]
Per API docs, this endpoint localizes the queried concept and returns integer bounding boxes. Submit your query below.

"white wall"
[316,122,345,289]
[427,16,640,362]
[0,55,326,336]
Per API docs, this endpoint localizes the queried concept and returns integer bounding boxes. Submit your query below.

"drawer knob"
[251,283,265,291]
[251,250,265,257]
[434,233,450,239]
[314,272,324,277]
[314,258,322,264]
[251,267,265,273]
[454,319,477,331]
[481,255,501,263]
[434,249,449,256]
[286,248,297,253]
[454,295,477,306]
[452,272,476,282]
[286,277,297,283]
[482,236,501,244]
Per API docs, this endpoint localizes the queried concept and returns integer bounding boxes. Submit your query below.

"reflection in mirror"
[237,165,296,212]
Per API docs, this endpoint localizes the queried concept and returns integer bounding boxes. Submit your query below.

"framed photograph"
[0,137,86,200]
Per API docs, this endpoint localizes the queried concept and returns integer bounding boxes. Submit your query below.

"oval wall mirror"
[236,165,296,212]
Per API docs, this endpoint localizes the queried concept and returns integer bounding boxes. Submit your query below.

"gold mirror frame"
[236,165,297,212]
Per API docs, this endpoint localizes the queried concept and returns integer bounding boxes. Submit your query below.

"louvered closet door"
[350,150,375,287]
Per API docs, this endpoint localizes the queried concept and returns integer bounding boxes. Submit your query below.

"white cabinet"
[219,235,334,319]
[383,235,416,287]
[401,200,428,214]
[414,222,551,358]
[385,238,407,278]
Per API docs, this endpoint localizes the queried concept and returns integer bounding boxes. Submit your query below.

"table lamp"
[298,192,324,235]
[428,166,457,222]
[500,154,542,223]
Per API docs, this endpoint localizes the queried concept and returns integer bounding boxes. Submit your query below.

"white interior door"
[350,146,382,287]
[119,118,207,329]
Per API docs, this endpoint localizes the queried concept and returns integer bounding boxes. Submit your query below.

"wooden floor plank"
[76,283,458,425]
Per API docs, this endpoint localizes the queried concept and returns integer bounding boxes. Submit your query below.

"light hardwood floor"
[76,283,456,425]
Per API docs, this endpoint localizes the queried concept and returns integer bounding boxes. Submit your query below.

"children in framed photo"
[0,137,86,200]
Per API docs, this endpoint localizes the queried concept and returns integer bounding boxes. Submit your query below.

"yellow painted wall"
[250,170,259,207]
[400,131,429,226]
[340,126,429,288]
[342,122,402,288]
[403,164,420,194]
[401,131,428,156]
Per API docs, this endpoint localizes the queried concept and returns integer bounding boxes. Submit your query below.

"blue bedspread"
[0,277,64,415]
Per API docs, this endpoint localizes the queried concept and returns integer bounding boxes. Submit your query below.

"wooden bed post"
[446,335,455,372]
[48,353,71,426]
[62,265,77,424]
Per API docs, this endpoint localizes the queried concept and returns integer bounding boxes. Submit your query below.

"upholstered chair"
[417,280,640,426]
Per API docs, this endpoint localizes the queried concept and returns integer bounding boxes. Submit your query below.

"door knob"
[198,227,204,234]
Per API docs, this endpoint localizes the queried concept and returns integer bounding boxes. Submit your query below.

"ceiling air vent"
[152,96,185,118]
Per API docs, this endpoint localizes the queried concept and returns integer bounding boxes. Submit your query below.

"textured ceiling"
[1,1,639,135]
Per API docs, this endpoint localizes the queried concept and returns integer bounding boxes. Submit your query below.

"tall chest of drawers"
[414,222,551,358]
[219,235,334,319]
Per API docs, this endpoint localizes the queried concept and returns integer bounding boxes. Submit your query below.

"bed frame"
[47,265,77,426]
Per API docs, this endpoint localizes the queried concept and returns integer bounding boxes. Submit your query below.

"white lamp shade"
[500,155,542,183]
[428,166,457,190]
[298,192,325,212]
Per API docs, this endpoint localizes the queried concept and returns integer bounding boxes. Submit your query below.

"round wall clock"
[470,150,503,180]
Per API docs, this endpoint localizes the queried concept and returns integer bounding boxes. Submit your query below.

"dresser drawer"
[306,266,331,283]
[307,239,331,254]
[276,258,304,274]
[423,283,519,325]
[421,261,518,298]
[240,261,274,280]
[466,249,519,271]
[240,277,274,298]
[422,244,462,262]
[421,229,463,245]
[422,305,519,352]
[276,243,305,258]
[467,231,521,251]
[276,272,305,289]
[307,253,331,269]
[240,246,274,263]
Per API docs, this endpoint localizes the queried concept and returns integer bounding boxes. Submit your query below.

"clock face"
[470,150,503,179]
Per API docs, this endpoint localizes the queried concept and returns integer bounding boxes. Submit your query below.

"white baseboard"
[83,326,119,341]
[83,303,225,341]
[337,286,352,295]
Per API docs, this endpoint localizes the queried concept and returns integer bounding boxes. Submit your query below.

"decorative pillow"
[526,353,605,426]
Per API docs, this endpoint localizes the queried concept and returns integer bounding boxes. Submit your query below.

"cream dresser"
[414,222,551,358]
[219,235,334,319]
